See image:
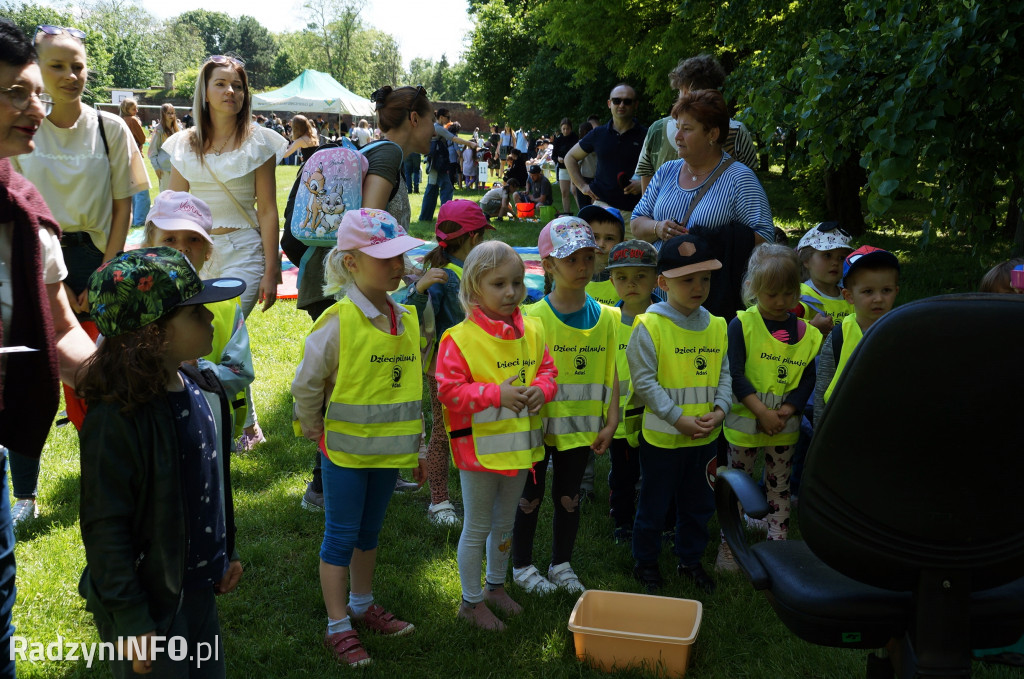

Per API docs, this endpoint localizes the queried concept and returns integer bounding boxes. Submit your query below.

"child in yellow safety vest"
[794,222,855,337]
[627,235,732,595]
[435,241,558,631]
[721,244,821,559]
[812,246,900,425]
[142,191,255,443]
[605,239,660,545]
[511,217,619,595]
[405,199,495,527]
[291,208,429,668]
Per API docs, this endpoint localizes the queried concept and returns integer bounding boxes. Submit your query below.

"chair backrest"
[801,293,1024,592]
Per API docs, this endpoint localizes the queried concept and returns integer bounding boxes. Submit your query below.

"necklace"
[211,135,233,156]
[684,162,713,182]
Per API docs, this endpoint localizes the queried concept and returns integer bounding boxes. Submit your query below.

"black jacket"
[78,364,237,637]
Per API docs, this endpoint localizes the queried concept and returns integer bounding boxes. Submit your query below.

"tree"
[152,19,207,77]
[175,10,234,58]
[465,0,535,117]
[302,0,365,88]
[355,28,402,95]
[222,15,277,89]
[79,0,159,90]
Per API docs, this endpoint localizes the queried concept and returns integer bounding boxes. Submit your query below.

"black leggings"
[512,445,590,568]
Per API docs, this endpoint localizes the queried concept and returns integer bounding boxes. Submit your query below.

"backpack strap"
[362,140,403,202]
[830,324,844,364]
[96,109,110,157]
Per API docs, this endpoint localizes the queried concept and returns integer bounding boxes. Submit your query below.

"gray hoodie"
[626,301,732,426]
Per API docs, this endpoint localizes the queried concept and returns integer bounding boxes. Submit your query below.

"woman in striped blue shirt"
[632,89,772,318]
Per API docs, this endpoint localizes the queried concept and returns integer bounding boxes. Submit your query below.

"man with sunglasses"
[0,19,95,679]
[564,83,647,223]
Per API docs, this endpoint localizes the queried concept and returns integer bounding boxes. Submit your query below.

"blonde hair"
[159,102,180,136]
[980,258,1024,293]
[742,243,801,308]
[119,97,137,116]
[291,114,318,145]
[143,222,216,273]
[321,249,413,298]
[459,241,526,315]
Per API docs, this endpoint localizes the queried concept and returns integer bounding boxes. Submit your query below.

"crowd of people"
[3,17,1023,676]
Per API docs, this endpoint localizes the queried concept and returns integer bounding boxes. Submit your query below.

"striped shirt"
[631,155,774,243]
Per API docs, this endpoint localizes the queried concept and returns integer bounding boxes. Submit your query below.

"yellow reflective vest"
[823,313,863,404]
[441,317,546,470]
[638,312,727,449]
[585,278,620,306]
[724,308,821,447]
[525,299,617,451]
[315,297,423,468]
[613,309,642,446]
[205,298,246,438]
[799,283,853,324]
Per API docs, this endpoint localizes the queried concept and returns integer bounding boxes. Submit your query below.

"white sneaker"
[547,562,585,594]
[11,498,38,528]
[427,501,461,526]
[512,565,557,594]
[745,514,769,533]
[715,542,740,573]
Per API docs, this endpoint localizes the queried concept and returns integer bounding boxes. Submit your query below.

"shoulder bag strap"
[96,109,110,157]
[679,157,735,229]
[205,164,261,232]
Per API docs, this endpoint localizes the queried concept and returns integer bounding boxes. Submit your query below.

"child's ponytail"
[422,220,474,271]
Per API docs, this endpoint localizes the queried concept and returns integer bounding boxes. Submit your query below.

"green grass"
[11,165,1019,678]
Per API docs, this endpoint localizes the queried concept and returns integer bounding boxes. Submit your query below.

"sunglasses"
[206,55,246,68]
[610,97,635,106]
[33,25,86,46]
[0,85,53,116]
[817,221,852,238]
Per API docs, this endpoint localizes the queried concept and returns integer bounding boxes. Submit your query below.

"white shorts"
[206,228,265,318]
[558,169,570,182]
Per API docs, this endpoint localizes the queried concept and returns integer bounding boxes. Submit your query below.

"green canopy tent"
[252,69,375,117]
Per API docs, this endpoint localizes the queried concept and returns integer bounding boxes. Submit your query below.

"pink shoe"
[236,424,266,453]
[350,604,414,637]
[323,629,371,667]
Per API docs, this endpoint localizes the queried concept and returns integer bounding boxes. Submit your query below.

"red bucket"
[517,202,536,218]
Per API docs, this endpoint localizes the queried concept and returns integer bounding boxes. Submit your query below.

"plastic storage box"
[568,590,702,677]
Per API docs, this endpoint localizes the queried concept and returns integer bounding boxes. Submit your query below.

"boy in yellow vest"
[795,222,855,336]
[627,235,731,594]
[605,240,660,544]
[813,246,900,424]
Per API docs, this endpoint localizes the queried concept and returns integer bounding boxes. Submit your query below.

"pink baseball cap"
[147,190,213,244]
[436,199,495,246]
[336,208,424,258]
[538,216,598,259]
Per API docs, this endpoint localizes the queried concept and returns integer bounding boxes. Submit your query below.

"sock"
[348,591,373,617]
[327,616,352,635]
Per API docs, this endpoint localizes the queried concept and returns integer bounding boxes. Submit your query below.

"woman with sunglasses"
[162,55,287,451]
[9,23,149,523]
[631,89,773,320]
[296,85,436,513]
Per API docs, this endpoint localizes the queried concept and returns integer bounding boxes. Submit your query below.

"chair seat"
[752,540,1024,650]
[752,540,911,648]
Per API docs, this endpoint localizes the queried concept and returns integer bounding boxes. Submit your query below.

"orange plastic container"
[568,590,702,677]
[517,202,536,218]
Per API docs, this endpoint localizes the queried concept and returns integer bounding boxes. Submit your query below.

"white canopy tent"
[252,69,375,117]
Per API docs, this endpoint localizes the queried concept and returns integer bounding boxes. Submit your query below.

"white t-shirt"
[0,222,66,340]
[163,126,287,231]
[10,109,149,252]
[352,127,372,148]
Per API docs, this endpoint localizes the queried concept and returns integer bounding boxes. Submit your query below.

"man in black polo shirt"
[565,83,647,224]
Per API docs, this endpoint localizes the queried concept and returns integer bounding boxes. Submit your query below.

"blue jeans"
[418,172,453,222]
[320,458,398,567]
[403,158,421,192]
[632,436,718,567]
[0,454,16,679]
[131,189,151,227]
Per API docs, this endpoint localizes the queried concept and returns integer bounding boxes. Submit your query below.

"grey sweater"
[626,302,732,426]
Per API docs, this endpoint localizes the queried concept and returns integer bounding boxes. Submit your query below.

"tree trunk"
[825,155,867,235]
[1004,176,1022,239]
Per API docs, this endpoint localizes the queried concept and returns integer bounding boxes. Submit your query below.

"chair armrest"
[715,469,771,589]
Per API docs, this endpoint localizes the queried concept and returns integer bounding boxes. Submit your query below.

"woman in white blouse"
[165,55,286,317]
[165,55,287,450]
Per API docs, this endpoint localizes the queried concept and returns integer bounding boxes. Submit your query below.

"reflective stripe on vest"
[723,307,821,448]
[824,313,863,404]
[205,297,246,438]
[314,298,423,467]
[526,299,617,451]
[638,312,726,449]
[442,316,547,470]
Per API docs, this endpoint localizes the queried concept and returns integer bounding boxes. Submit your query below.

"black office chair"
[716,294,1024,678]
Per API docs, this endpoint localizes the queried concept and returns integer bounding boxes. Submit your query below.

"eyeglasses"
[0,85,53,116]
[610,97,635,106]
[816,221,852,238]
[206,55,245,68]
[33,25,86,46]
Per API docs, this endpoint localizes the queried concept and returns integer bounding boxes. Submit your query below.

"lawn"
[9,161,1018,678]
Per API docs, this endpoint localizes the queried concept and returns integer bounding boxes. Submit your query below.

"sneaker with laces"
[547,562,585,594]
[350,604,414,637]
[427,500,461,526]
[11,498,38,528]
[745,513,769,533]
[323,629,371,668]
[301,482,324,512]
[715,542,740,573]
[512,564,557,594]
